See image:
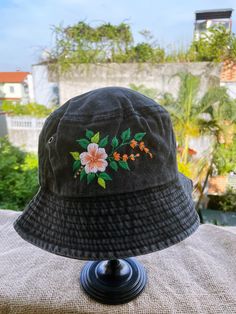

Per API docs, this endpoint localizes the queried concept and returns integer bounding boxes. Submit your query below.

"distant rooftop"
[195,8,233,20]
[220,60,236,82]
[0,72,30,83]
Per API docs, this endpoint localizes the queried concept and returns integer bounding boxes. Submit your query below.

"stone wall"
[49,62,222,105]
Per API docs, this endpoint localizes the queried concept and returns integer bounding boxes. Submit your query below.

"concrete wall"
[4,116,45,152]
[32,64,59,107]
[27,73,35,103]
[0,113,8,137]
[51,62,222,105]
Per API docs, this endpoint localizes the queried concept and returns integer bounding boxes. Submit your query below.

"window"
[195,21,207,32]
[9,86,14,93]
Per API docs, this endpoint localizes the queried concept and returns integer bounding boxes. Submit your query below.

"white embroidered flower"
[80,143,108,174]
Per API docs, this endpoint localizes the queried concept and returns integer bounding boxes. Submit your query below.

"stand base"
[80,257,147,305]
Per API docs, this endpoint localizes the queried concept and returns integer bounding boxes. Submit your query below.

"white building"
[0,72,34,104]
[194,8,233,41]
[32,63,59,107]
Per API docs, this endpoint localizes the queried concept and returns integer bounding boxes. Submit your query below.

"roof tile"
[0,72,30,83]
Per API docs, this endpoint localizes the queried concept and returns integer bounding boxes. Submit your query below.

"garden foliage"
[0,137,39,210]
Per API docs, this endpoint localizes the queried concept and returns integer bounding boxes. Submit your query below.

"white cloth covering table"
[0,209,236,314]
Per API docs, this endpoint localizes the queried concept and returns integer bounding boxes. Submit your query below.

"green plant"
[50,21,134,72]
[213,136,236,175]
[0,137,39,210]
[1,101,56,117]
[219,188,236,212]
[189,24,236,62]
[199,89,236,145]
[48,21,189,72]
[160,72,227,164]
[45,20,236,71]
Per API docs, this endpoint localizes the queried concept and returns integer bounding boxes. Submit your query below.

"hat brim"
[13,172,200,261]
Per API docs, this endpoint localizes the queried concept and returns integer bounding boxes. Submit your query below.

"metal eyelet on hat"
[48,136,54,144]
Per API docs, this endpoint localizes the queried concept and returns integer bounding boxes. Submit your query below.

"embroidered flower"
[130,139,138,149]
[139,141,145,151]
[80,143,108,174]
[113,151,121,161]
[122,154,128,161]
[70,128,154,189]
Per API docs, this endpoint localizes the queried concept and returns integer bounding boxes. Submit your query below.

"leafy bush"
[213,135,236,175]
[189,24,236,62]
[219,188,236,212]
[132,43,165,63]
[47,21,236,71]
[1,101,56,118]
[0,137,39,210]
[208,188,236,212]
[48,21,185,71]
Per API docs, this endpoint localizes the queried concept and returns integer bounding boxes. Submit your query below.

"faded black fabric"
[38,87,177,197]
[14,86,200,260]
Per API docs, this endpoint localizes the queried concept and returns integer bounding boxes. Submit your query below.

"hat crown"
[38,87,178,197]
[61,86,167,117]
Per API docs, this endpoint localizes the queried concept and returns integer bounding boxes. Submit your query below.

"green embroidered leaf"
[111,136,119,148]
[86,129,94,139]
[98,177,106,189]
[76,139,90,149]
[121,128,131,142]
[99,135,109,148]
[91,132,100,143]
[70,152,80,160]
[118,160,130,170]
[98,172,112,181]
[109,161,118,171]
[80,168,87,181]
[87,173,95,184]
[73,160,81,172]
[134,132,146,141]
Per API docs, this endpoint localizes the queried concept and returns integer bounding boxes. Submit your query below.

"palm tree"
[159,72,235,164]
[199,87,236,145]
[131,74,236,212]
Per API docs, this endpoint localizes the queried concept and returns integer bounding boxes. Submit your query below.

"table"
[0,210,236,313]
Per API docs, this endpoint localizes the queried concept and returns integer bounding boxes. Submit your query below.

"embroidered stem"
[109,141,130,156]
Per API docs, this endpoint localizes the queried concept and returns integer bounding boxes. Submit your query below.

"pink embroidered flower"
[80,143,108,174]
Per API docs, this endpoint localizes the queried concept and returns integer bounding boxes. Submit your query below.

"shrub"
[208,188,236,212]
[0,137,39,210]
[1,101,56,118]
[189,24,236,62]
[219,188,236,212]
[213,135,236,175]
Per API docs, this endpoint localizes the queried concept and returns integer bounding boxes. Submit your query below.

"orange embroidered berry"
[130,139,137,149]
[122,154,128,161]
[149,152,153,158]
[130,154,135,161]
[113,152,120,161]
[135,153,140,157]
[139,141,145,151]
[144,147,149,153]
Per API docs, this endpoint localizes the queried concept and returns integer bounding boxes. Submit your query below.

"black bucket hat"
[13,86,200,261]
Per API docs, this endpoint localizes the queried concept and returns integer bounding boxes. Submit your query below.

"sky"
[0,0,236,72]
